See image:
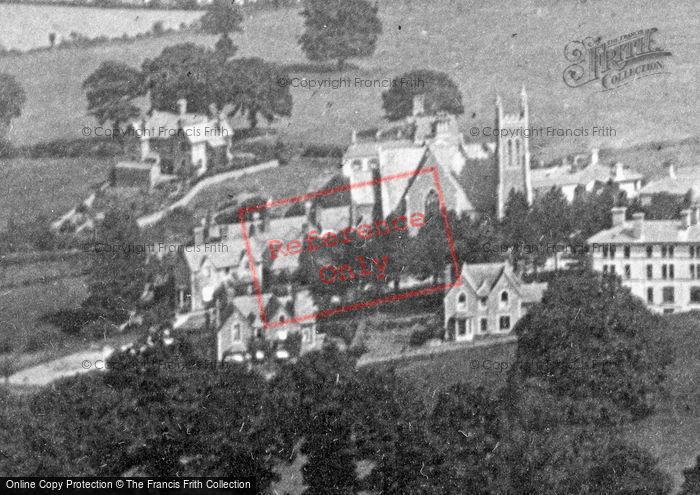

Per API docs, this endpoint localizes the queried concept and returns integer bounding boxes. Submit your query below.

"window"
[646,245,653,258]
[610,265,616,275]
[457,292,467,309]
[691,287,700,304]
[507,139,513,167]
[663,308,674,314]
[647,288,654,304]
[602,245,609,258]
[480,318,488,333]
[624,265,631,279]
[647,264,653,279]
[351,159,362,171]
[669,264,675,279]
[603,265,609,274]
[610,245,616,259]
[479,297,487,309]
[624,245,631,258]
[425,189,439,217]
[690,246,695,258]
[661,245,668,258]
[368,158,379,170]
[499,316,511,331]
[662,264,668,279]
[456,319,469,336]
[692,264,696,280]
[500,291,509,307]
[669,245,675,258]
[232,323,241,341]
[662,287,674,303]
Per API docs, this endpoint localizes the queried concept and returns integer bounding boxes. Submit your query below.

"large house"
[342,88,534,223]
[135,99,233,178]
[531,150,643,202]
[588,206,700,313]
[639,164,700,205]
[443,261,546,342]
[216,290,324,362]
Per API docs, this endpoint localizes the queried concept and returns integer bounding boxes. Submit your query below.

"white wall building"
[588,206,700,314]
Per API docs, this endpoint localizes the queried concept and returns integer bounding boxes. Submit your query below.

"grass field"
[0,156,114,228]
[0,0,697,164]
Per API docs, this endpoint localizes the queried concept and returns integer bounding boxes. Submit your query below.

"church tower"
[495,86,533,219]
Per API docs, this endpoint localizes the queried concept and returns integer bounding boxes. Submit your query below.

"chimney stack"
[351,129,357,144]
[632,212,645,239]
[194,225,204,245]
[693,206,700,225]
[591,148,599,166]
[412,94,425,117]
[611,206,627,227]
[612,162,624,180]
[668,163,676,179]
[681,209,692,230]
[208,103,218,119]
[177,98,187,116]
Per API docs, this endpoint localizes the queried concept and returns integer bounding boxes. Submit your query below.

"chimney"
[194,225,204,245]
[681,209,692,230]
[612,161,624,180]
[611,206,627,227]
[177,98,187,116]
[351,129,357,144]
[693,206,700,225]
[632,212,645,239]
[208,103,218,119]
[412,94,425,117]
[591,148,599,166]
[262,199,272,232]
[668,163,676,179]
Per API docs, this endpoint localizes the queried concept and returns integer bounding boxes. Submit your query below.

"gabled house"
[135,99,233,178]
[443,261,546,342]
[216,290,324,362]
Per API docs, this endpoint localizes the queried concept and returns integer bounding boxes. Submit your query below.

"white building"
[588,206,700,313]
[639,163,700,205]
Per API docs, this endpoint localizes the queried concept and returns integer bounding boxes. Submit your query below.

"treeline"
[0,270,691,492]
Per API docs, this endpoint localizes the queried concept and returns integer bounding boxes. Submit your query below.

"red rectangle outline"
[238,166,462,330]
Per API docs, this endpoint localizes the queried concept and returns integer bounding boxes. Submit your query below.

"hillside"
[0,0,698,163]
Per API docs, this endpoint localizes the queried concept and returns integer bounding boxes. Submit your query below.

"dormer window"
[368,158,379,170]
[479,297,487,309]
[500,291,509,307]
[351,159,362,171]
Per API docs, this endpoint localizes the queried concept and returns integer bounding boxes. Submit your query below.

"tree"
[83,61,145,137]
[0,73,26,138]
[382,69,464,120]
[680,455,700,495]
[200,0,243,60]
[84,208,148,321]
[142,43,219,115]
[220,58,293,129]
[510,269,674,424]
[299,0,383,71]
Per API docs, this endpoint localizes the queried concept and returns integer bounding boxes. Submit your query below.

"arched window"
[500,290,509,307]
[457,292,467,309]
[351,159,362,171]
[507,139,513,168]
[425,189,439,217]
[368,158,379,170]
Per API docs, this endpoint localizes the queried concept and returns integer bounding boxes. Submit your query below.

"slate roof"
[531,162,642,190]
[587,218,700,244]
[639,167,700,196]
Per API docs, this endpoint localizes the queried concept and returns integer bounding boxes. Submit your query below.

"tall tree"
[199,0,243,61]
[142,43,218,115]
[382,69,464,121]
[299,0,383,71]
[0,73,26,138]
[83,61,145,137]
[220,58,293,129]
[510,269,674,424]
[84,208,148,321]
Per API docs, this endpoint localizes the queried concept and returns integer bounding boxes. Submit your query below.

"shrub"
[301,143,344,158]
[409,325,437,347]
[285,331,303,357]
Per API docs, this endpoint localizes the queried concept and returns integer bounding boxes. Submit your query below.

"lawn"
[0,156,114,228]
[0,0,697,166]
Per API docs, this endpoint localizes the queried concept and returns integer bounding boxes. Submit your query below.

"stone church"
[342,87,533,226]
